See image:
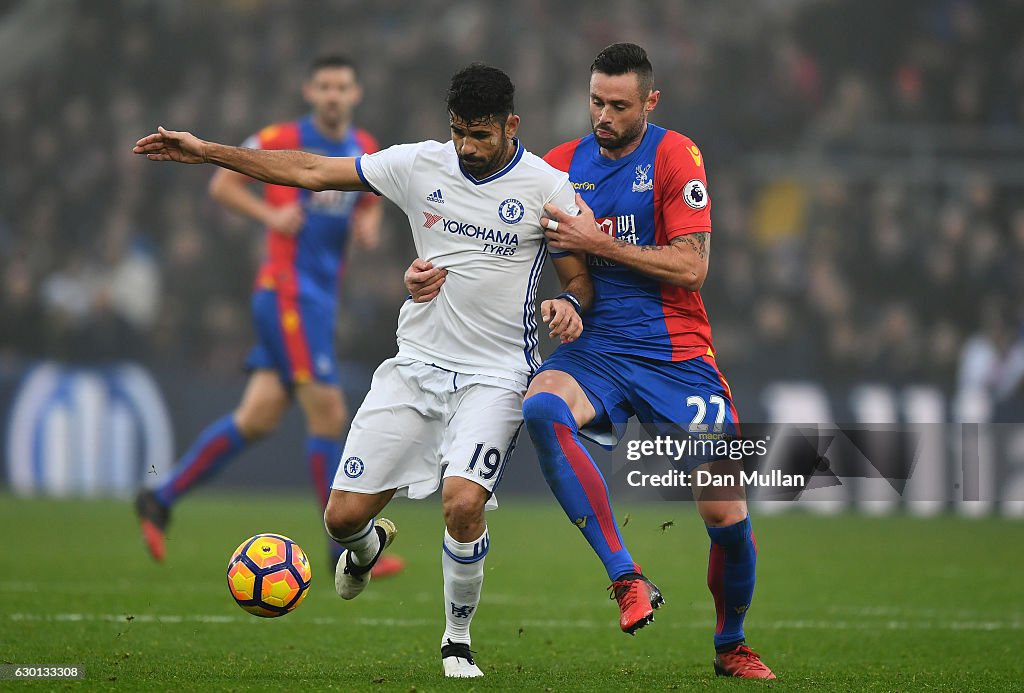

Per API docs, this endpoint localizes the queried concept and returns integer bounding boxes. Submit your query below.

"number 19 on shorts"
[465,443,503,480]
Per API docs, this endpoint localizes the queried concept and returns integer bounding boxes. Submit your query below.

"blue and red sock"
[154,414,246,507]
[308,436,343,565]
[306,436,342,509]
[523,393,637,581]
[707,515,757,650]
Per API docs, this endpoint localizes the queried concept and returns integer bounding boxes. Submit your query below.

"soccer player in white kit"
[134,64,591,678]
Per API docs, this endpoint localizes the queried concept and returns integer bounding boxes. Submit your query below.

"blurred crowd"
[2,0,1023,408]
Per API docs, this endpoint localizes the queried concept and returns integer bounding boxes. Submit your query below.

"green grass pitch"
[2,492,1021,691]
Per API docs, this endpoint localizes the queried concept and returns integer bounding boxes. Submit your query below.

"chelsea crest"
[498,198,525,224]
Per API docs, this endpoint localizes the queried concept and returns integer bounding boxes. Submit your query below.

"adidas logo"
[426,189,444,204]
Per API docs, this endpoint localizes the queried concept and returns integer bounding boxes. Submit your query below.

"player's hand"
[405,258,447,303]
[133,126,208,164]
[541,298,583,343]
[351,205,381,250]
[541,194,605,254]
[265,203,305,235]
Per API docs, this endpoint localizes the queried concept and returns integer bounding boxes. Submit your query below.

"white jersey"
[356,139,578,389]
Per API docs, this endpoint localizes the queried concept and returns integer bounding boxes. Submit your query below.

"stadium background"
[2,2,1023,690]
[1,0,1023,508]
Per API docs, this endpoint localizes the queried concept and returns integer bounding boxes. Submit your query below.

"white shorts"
[331,356,525,503]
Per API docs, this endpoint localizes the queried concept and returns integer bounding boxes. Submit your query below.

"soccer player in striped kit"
[407,44,775,679]
[534,43,774,679]
[135,56,402,580]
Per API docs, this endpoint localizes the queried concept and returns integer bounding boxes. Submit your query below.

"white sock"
[327,519,380,566]
[441,527,489,647]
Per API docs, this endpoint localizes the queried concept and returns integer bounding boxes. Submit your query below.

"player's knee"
[323,499,370,540]
[442,490,486,529]
[307,409,346,437]
[303,388,348,436]
[522,392,570,429]
[699,502,748,529]
[234,408,281,440]
[321,398,348,433]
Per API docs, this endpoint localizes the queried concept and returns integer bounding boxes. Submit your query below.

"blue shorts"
[536,344,739,469]
[245,289,339,389]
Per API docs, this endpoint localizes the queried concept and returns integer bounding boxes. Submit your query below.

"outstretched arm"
[134,126,370,192]
[542,193,709,291]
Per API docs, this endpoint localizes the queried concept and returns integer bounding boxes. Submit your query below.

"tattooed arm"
[593,231,710,291]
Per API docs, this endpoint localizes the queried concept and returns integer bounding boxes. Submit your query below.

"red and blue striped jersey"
[247,116,379,304]
[544,124,715,362]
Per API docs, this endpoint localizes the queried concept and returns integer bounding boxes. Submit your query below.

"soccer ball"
[226,534,312,617]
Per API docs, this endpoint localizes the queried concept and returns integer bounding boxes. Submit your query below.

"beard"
[592,116,646,151]
[315,105,345,129]
[460,139,511,178]
[459,155,489,176]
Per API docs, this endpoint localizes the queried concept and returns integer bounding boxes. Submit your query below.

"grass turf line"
[1,493,1021,691]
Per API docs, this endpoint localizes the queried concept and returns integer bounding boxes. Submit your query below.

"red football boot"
[134,490,169,562]
[370,553,406,579]
[608,573,665,634]
[713,644,776,679]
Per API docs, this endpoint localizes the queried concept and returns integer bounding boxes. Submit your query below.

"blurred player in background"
[133,63,591,678]
[135,55,404,580]
[406,44,774,678]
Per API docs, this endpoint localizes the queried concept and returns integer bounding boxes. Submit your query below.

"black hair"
[590,42,654,96]
[446,63,515,124]
[309,55,357,77]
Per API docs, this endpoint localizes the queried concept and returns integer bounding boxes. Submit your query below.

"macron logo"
[423,212,444,228]
[426,189,444,204]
